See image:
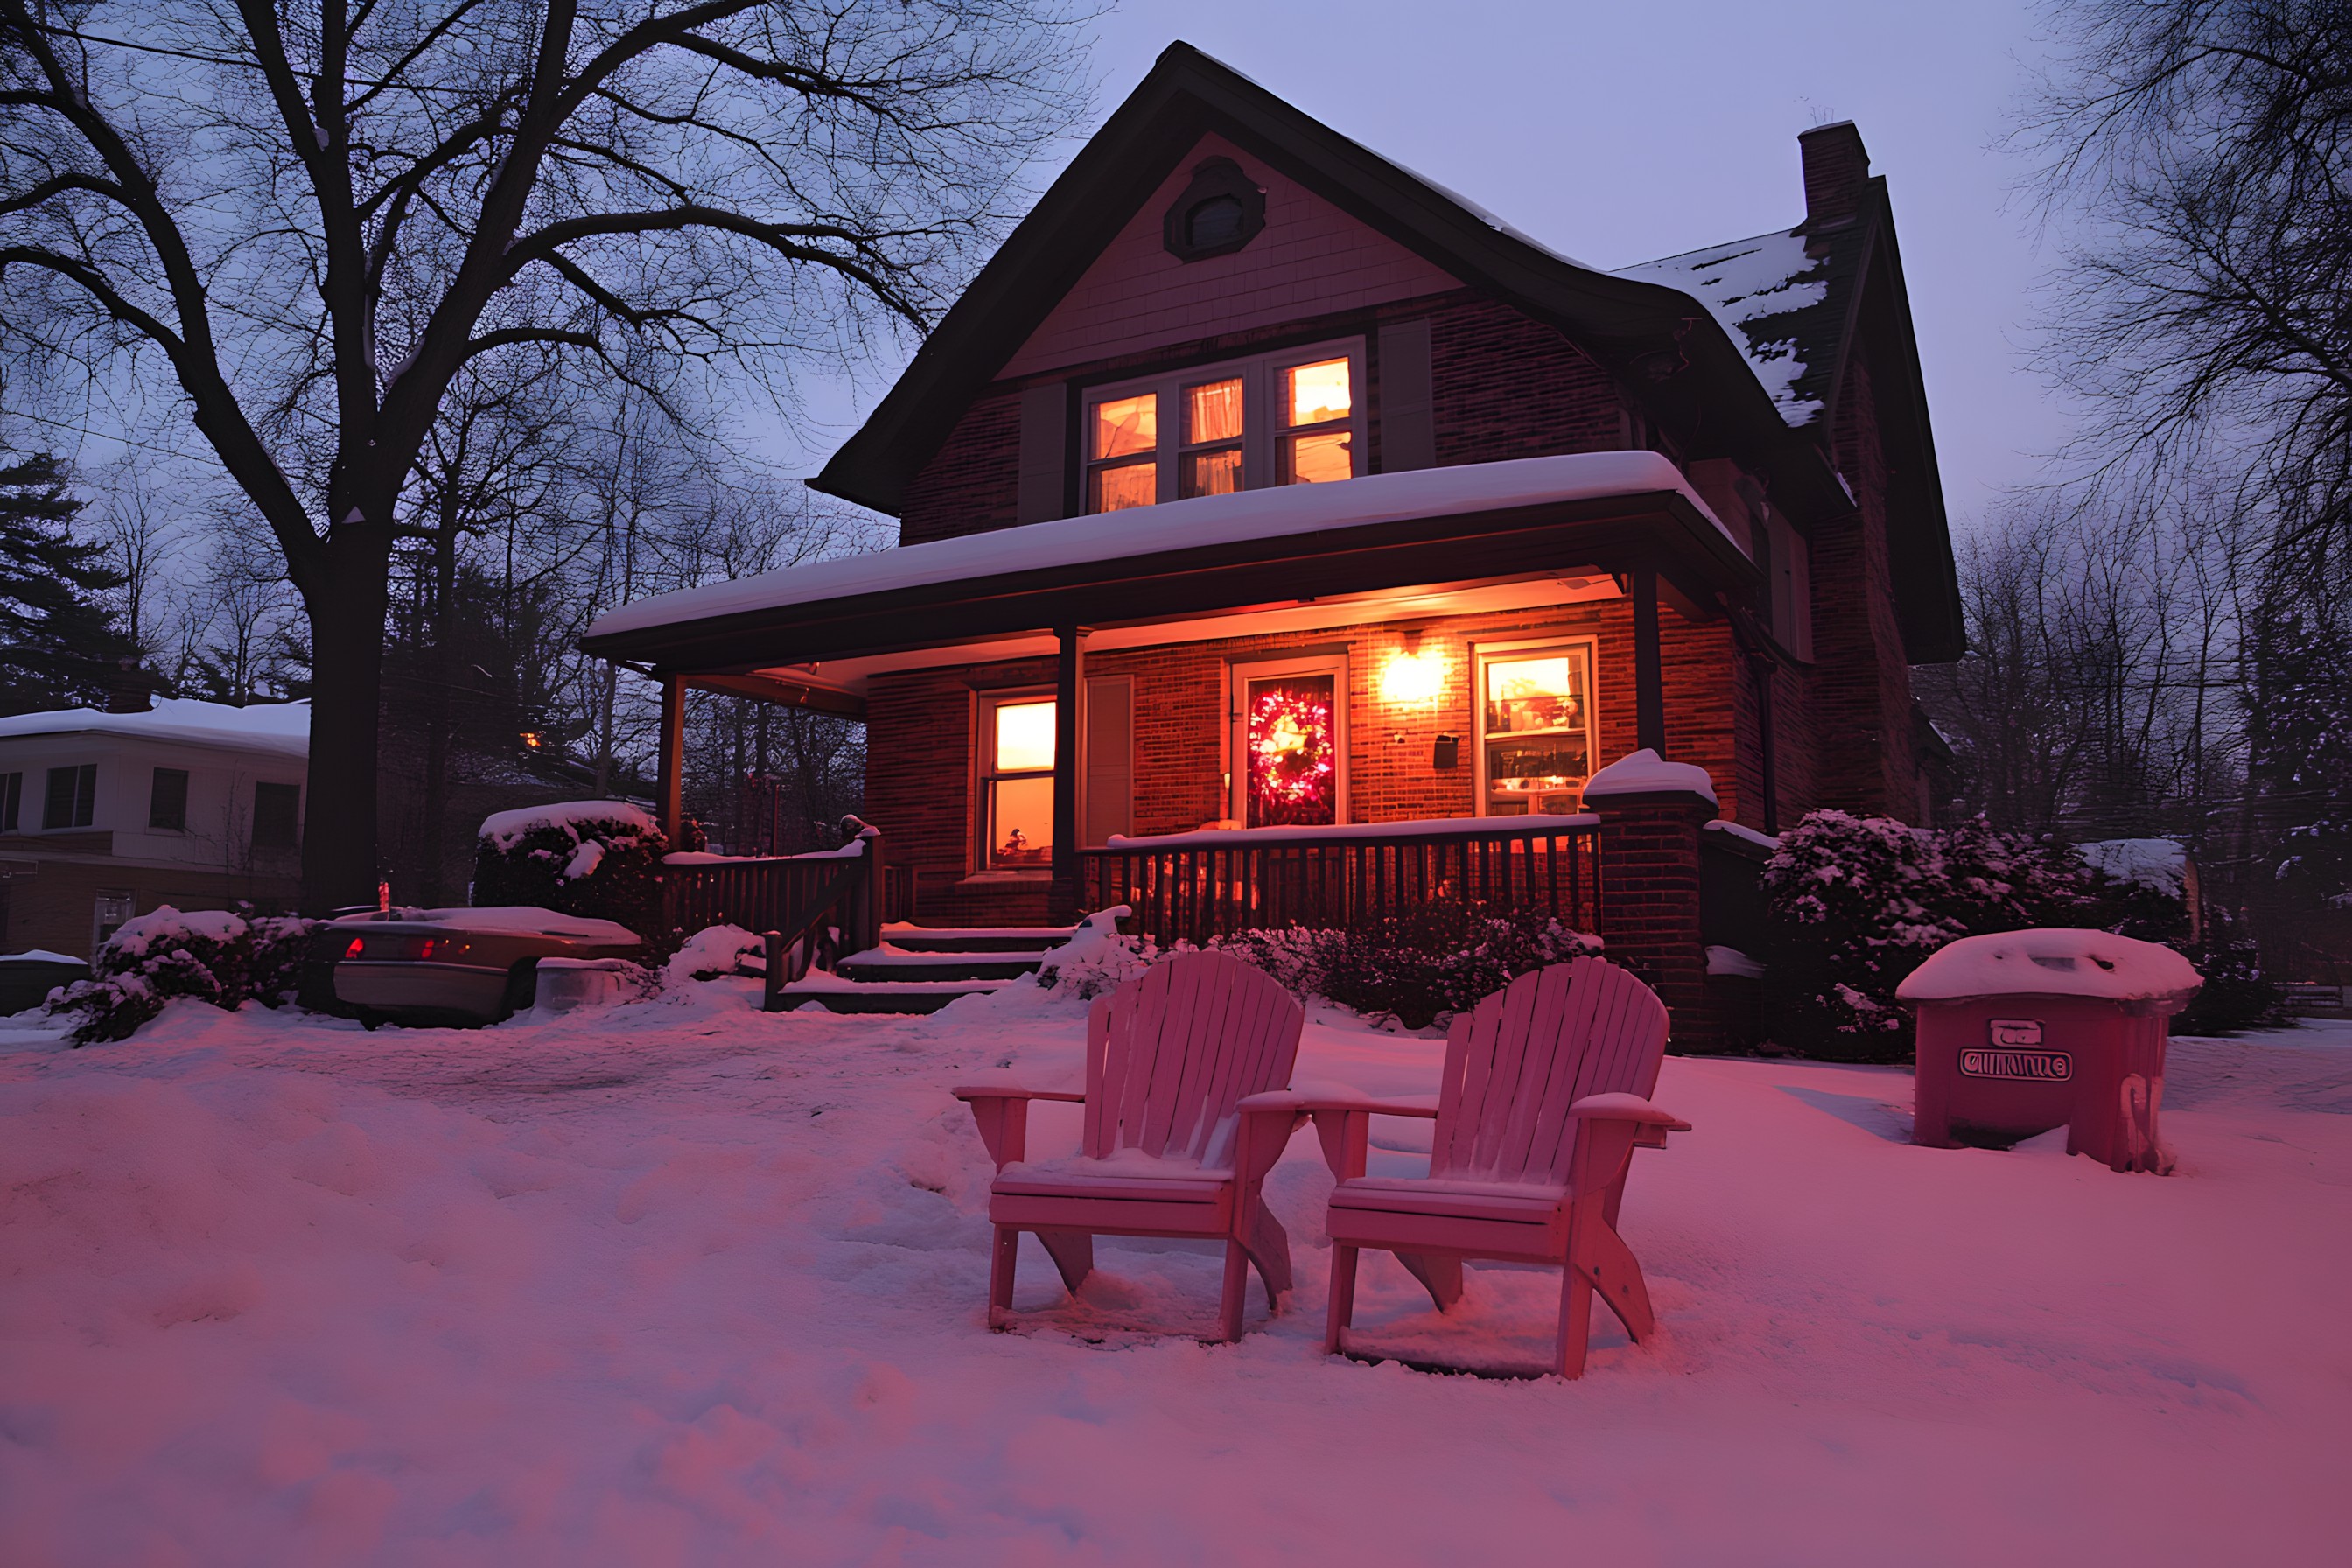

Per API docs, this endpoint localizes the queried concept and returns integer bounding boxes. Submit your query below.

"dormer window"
[1083,340,1364,514]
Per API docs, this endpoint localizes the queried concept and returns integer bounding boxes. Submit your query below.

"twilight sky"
[788,0,2076,536]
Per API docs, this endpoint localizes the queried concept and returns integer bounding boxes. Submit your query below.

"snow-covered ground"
[3,982,2347,1564]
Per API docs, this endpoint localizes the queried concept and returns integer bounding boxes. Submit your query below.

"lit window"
[1081,340,1365,514]
[1181,377,1243,499]
[1279,358,1354,485]
[1477,645,1596,815]
[980,695,1055,870]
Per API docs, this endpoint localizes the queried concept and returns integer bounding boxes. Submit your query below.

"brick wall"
[866,598,1750,899]
[1429,298,1626,466]
[897,387,1022,548]
[1808,347,1924,819]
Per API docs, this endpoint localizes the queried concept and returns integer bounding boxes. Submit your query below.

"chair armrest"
[951,1082,1087,1103]
[1567,1092,1690,1132]
[956,1082,1085,1169]
[1239,1088,1440,1119]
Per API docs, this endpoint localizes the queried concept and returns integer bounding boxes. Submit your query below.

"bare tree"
[0,1,1085,906]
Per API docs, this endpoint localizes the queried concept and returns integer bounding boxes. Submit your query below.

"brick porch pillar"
[1584,749,1721,1053]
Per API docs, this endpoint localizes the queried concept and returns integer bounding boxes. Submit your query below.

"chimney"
[104,657,156,714]
[1797,121,1871,230]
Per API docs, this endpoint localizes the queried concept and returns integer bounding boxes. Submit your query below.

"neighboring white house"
[0,696,309,958]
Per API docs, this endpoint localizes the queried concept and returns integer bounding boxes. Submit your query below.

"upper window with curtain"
[1082,340,1366,515]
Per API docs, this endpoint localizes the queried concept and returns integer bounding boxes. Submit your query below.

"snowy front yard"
[3,983,2348,1564]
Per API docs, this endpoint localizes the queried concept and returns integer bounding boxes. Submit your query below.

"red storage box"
[1897,930,2201,1173]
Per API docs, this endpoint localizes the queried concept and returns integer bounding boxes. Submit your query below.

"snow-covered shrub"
[664,923,765,986]
[48,906,315,1046]
[472,802,668,938]
[1034,907,1155,1000]
[1038,903,1597,1026]
[1304,903,1601,1029]
[1756,811,2281,1059]
[1763,812,2099,1060]
[2170,912,2285,1036]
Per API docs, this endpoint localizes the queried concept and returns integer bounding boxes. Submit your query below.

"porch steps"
[778,921,1082,1014]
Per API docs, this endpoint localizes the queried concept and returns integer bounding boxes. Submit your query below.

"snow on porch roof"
[589,452,1734,641]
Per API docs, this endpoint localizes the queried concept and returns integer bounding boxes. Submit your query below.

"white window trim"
[974,687,1058,874]
[1471,635,1601,817]
[1082,338,1367,513]
[1228,653,1351,829]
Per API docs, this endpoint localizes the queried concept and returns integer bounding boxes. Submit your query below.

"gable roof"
[811,42,1852,528]
[810,46,1961,662]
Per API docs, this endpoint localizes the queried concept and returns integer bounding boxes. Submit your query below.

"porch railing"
[660,817,885,998]
[1079,814,1601,949]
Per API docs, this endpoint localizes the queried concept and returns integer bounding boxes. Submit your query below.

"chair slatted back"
[1083,950,1306,1170]
[1432,957,1670,1185]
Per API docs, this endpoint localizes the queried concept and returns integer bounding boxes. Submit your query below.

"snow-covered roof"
[1581,748,1719,805]
[0,697,309,759]
[1613,230,1830,424]
[591,452,1732,640]
[1896,929,2202,1005]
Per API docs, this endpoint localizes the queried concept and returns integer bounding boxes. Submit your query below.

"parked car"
[327,906,641,1026]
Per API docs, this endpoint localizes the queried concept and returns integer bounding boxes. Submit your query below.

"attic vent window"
[1162,157,1265,262]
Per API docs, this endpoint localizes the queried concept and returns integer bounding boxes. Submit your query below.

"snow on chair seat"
[953,949,1307,1341]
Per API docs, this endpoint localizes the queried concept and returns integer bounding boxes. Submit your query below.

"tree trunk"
[300,536,393,912]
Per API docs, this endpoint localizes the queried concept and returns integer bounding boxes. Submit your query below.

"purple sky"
[790,2,2073,536]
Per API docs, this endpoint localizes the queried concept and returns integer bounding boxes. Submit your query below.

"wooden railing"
[1079,815,1601,949]
[661,817,884,986]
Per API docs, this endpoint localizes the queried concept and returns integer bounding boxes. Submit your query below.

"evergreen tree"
[0,453,135,715]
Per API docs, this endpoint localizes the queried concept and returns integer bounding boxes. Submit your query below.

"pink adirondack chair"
[953,949,1307,1341]
[1243,956,1688,1378]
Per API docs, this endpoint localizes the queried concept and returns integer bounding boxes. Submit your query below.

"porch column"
[1632,563,1667,755]
[657,670,684,844]
[1051,624,1082,920]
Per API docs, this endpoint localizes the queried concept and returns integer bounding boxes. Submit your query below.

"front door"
[1229,655,1348,829]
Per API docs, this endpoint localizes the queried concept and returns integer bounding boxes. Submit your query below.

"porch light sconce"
[1379,628,1445,707]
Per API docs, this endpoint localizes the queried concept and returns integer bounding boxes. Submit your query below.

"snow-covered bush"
[1303,903,1601,1029]
[1034,908,1154,999]
[472,802,668,938]
[48,906,315,1046]
[1762,813,2100,1060]
[1760,811,2281,1056]
[664,923,765,986]
[1040,904,1595,1027]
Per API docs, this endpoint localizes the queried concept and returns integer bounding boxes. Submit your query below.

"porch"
[585,452,1772,1040]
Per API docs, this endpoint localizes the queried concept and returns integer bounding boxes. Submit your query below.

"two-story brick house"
[584,45,1962,1037]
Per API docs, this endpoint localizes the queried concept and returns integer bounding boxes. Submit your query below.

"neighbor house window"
[252,782,301,850]
[1083,340,1365,514]
[149,767,189,831]
[1475,641,1598,816]
[978,693,1055,871]
[0,771,19,832]
[1230,655,1348,829]
[43,764,95,830]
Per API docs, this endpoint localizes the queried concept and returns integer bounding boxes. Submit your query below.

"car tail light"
[342,934,456,962]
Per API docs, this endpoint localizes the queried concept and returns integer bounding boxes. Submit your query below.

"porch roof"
[582,452,1752,676]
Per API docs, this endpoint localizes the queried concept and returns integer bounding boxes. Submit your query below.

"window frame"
[1081,337,1367,514]
[0,771,19,833]
[42,763,96,830]
[1471,636,1602,817]
[149,766,190,832]
[974,688,1059,874]
[1228,652,1351,829]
